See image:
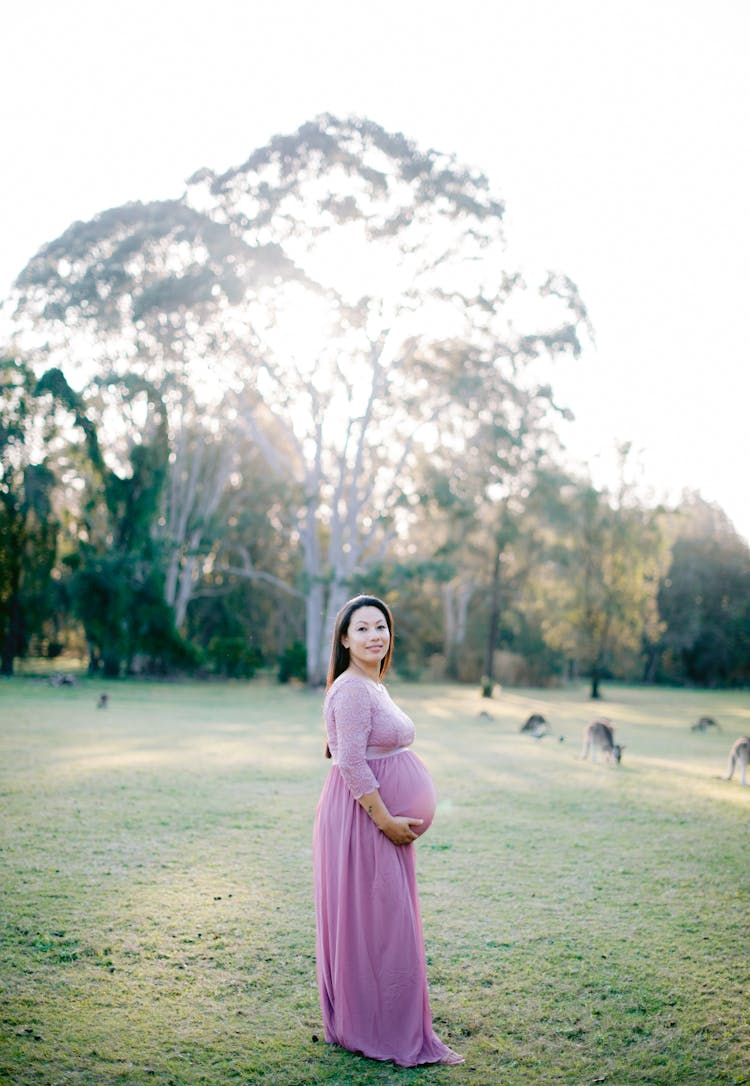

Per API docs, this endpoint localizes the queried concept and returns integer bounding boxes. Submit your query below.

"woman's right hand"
[357,789,423,845]
[381,816,423,845]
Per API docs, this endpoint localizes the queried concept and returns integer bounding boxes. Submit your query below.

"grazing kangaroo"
[520,713,550,738]
[692,716,720,732]
[581,719,623,764]
[722,737,750,786]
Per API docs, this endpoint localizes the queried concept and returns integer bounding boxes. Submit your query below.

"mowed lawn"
[0,677,748,1086]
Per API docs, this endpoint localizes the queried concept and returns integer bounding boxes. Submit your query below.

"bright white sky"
[2,0,749,540]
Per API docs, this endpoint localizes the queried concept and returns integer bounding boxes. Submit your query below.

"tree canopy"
[2,115,746,688]
[8,115,589,683]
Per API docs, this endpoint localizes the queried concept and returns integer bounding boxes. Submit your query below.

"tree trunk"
[455,585,471,654]
[173,541,201,628]
[0,589,22,676]
[321,578,349,676]
[305,579,327,686]
[442,586,460,677]
[590,666,602,699]
[87,643,100,675]
[483,547,502,693]
[443,580,473,680]
[164,549,180,616]
[0,642,14,676]
[643,645,661,683]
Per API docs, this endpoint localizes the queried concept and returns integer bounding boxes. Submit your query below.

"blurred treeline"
[2,117,749,691]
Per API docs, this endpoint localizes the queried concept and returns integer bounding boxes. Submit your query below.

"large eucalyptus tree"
[8,115,588,683]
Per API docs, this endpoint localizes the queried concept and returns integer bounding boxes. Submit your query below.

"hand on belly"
[379,752,437,837]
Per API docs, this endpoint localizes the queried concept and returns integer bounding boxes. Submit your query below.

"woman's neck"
[347,661,383,684]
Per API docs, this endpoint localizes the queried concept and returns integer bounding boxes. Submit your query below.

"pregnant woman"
[313,594,463,1067]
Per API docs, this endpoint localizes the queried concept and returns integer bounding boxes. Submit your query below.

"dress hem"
[324,1038,465,1068]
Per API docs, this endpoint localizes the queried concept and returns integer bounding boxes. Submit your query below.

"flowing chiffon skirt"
[313,750,463,1067]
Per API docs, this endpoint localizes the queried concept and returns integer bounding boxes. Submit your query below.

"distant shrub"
[492,649,562,688]
[395,653,423,681]
[207,637,262,679]
[278,641,307,683]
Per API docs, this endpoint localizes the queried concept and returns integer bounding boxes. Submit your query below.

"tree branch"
[214,563,305,599]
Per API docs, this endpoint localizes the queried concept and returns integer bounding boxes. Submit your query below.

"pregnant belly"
[376,750,437,837]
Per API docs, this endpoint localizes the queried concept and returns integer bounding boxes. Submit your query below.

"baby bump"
[375,750,436,837]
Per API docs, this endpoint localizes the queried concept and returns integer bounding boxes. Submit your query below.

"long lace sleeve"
[328,681,380,799]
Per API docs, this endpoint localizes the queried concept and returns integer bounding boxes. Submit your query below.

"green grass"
[0,676,748,1086]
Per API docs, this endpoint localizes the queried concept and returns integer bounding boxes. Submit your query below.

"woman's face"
[341,605,390,672]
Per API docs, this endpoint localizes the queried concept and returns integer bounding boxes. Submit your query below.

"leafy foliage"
[0,359,59,673]
[277,641,307,684]
[35,368,191,675]
[206,636,262,679]
[527,453,667,697]
[656,495,750,685]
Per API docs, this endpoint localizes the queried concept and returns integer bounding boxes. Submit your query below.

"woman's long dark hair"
[324,595,394,758]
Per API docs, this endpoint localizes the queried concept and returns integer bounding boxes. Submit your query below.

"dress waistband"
[366,745,410,760]
[332,745,409,765]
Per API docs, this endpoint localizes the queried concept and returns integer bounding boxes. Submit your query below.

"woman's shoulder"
[325,672,381,705]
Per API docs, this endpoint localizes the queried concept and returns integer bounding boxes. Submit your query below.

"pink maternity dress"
[313,672,463,1067]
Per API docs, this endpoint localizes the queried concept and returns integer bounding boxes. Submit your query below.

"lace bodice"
[324,673,416,798]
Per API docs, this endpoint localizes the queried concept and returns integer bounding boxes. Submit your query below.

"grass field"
[0,676,748,1086]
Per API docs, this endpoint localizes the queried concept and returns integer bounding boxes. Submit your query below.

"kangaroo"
[520,713,550,738]
[581,719,623,765]
[722,737,750,786]
[691,716,720,732]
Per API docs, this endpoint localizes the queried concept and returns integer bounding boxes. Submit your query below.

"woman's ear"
[341,635,349,650]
